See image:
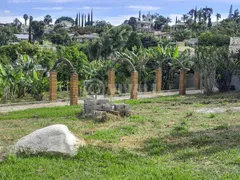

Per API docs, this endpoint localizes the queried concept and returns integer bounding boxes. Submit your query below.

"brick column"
[131,71,138,99]
[156,67,162,93]
[70,73,78,105]
[179,69,187,95]
[194,71,200,90]
[108,69,115,96]
[49,71,57,101]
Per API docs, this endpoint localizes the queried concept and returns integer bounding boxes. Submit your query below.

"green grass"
[86,126,136,143]
[0,106,81,120]
[0,146,213,180]
[1,92,240,179]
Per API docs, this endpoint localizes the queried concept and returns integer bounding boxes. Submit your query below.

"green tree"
[55,17,75,25]
[125,31,142,50]
[51,28,71,45]
[140,33,159,48]
[23,14,28,25]
[29,16,33,43]
[31,21,45,42]
[182,14,189,23]
[128,17,137,31]
[0,26,17,46]
[154,16,167,30]
[44,14,52,25]
[216,13,221,23]
[171,29,191,41]
[198,32,230,46]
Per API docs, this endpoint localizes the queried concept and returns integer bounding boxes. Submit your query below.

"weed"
[185,112,194,118]
[191,135,215,146]
[171,120,189,136]
[144,137,166,155]
[208,114,216,119]
[213,124,229,130]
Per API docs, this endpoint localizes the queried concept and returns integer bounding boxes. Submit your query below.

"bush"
[198,32,230,47]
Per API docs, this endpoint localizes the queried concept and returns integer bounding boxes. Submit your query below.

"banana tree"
[115,46,153,86]
[150,44,179,90]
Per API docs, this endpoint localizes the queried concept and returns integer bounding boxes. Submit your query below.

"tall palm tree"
[166,17,172,24]
[44,14,52,25]
[216,13,221,23]
[188,9,195,19]
[233,9,239,19]
[203,7,213,24]
[182,14,189,23]
[23,14,28,25]
[197,9,203,23]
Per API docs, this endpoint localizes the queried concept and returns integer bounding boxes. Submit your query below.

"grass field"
[0,92,240,179]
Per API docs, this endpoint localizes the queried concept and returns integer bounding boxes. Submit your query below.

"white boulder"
[15,124,85,156]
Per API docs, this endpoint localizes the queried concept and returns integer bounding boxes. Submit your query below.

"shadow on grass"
[144,124,240,160]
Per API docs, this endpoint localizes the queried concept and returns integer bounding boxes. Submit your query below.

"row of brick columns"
[107,69,201,99]
[49,71,79,105]
[108,69,139,99]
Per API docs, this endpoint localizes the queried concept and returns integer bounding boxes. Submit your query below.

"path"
[0,90,202,113]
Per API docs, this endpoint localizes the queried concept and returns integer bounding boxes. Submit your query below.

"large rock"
[15,124,85,156]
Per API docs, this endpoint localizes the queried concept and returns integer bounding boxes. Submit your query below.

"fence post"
[194,71,200,90]
[108,68,115,96]
[131,71,138,99]
[70,73,78,105]
[49,71,57,101]
[156,67,162,93]
[179,69,187,95]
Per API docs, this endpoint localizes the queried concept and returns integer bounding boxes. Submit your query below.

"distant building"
[14,34,29,41]
[153,31,171,39]
[70,33,99,42]
[0,23,7,27]
[57,21,73,28]
[171,22,186,31]
[136,12,154,32]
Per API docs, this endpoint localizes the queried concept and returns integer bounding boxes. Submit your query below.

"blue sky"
[1,0,240,25]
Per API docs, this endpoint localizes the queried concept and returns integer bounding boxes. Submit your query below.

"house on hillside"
[14,34,32,42]
[0,23,7,27]
[136,12,154,32]
[70,33,99,42]
[171,22,186,31]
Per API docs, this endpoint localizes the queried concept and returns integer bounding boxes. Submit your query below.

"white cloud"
[127,6,161,11]
[77,6,111,10]
[33,7,64,10]
[3,10,11,14]
[0,15,24,23]
[100,13,138,26]
[8,0,84,3]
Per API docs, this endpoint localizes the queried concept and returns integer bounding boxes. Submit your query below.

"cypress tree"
[87,13,90,25]
[82,14,84,27]
[75,13,78,26]
[91,9,93,26]
[228,5,233,19]
[29,16,33,43]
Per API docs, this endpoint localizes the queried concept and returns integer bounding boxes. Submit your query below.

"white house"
[136,12,154,32]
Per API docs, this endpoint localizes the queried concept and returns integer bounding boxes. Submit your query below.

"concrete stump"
[70,73,78,105]
[155,67,162,93]
[179,69,187,95]
[194,71,200,90]
[131,71,138,99]
[49,71,57,101]
[108,69,115,96]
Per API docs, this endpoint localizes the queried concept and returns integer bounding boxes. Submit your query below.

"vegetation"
[1,6,240,178]
[0,93,240,179]
[0,4,240,101]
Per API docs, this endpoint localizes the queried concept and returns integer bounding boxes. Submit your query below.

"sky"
[1,0,240,26]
